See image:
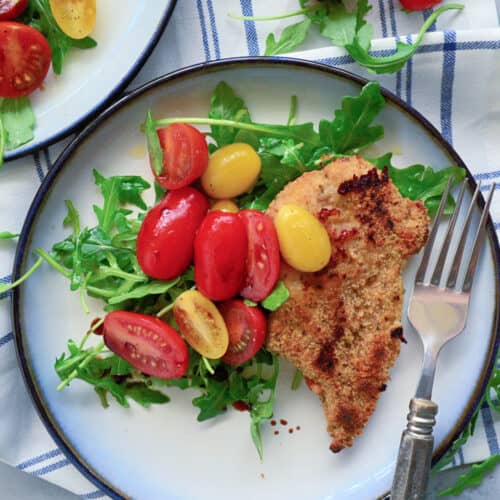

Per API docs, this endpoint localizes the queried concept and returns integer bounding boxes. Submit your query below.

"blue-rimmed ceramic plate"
[12,58,500,499]
[5,0,177,161]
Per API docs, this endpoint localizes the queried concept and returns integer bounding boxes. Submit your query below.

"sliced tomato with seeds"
[0,22,51,98]
[238,209,280,302]
[155,123,209,190]
[103,311,189,379]
[219,300,267,366]
[0,0,29,21]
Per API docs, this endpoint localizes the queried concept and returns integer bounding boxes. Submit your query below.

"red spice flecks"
[270,420,277,426]
[338,167,389,195]
[318,207,340,222]
[333,228,358,243]
[280,419,288,426]
[232,401,251,412]
[90,318,104,336]
[296,425,301,431]
[390,327,408,344]
[274,430,279,435]
[288,428,294,434]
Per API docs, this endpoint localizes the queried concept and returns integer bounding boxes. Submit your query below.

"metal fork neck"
[415,342,440,400]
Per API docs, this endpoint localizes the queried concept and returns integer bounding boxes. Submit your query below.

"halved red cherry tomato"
[0,0,28,20]
[194,211,248,301]
[399,0,441,10]
[103,311,189,379]
[137,187,209,280]
[154,124,209,190]
[219,300,267,366]
[238,209,280,302]
[0,22,51,98]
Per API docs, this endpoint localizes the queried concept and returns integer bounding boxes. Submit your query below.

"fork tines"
[415,177,496,292]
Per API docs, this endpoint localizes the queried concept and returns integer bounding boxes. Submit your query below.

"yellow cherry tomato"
[201,143,261,199]
[49,0,96,39]
[173,290,229,359]
[274,204,332,272]
[211,200,239,213]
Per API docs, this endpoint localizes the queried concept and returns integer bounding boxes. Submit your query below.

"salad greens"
[0,80,468,461]
[0,0,97,164]
[231,1,463,75]
[19,0,97,75]
[437,455,500,497]
[151,81,463,215]
[0,98,36,168]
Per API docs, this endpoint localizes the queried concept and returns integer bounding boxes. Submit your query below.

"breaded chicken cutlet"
[266,156,429,453]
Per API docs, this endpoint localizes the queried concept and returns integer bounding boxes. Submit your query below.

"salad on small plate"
[0,0,176,164]
[8,59,500,500]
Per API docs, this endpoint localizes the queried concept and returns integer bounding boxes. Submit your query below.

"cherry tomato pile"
[103,123,334,380]
[0,0,96,98]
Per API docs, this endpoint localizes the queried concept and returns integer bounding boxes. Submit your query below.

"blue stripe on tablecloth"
[0,332,13,348]
[388,0,397,37]
[378,0,388,39]
[17,449,62,470]
[494,222,500,231]
[440,30,456,144]
[475,171,500,180]
[481,404,500,455]
[0,274,11,300]
[423,8,437,32]
[315,37,499,69]
[405,34,413,106]
[31,458,70,476]
[34,152,44,182]
[81,491,107,499]
[458,446,465,465]
[195,0,211,61]
[43,148,52,171]
[206,0,221,59]
[240,0,260,55]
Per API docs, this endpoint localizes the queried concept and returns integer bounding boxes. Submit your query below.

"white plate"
[12,59,500,500]
[4,0,176,161]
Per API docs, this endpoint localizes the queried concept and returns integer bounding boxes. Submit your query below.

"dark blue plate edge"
[4,0,178,162]
[10,57,500,500]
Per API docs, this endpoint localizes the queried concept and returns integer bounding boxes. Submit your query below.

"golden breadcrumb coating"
[266,156,429,452]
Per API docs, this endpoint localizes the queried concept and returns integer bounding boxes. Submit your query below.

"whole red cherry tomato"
[137,187,209,280]
[0,0,28,21]
[0,22,51,98]
[238,209,280,302]
[154,123,209,190]
[194,211,248,301]
[103,311,189,379]
[399,0,442,10]
[220,300,267,366]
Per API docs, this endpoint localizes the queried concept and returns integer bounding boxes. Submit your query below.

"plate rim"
[11,57,500,500]
[4,0,178,162]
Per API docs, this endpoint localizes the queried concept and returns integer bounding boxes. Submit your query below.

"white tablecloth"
[1,1,499,497]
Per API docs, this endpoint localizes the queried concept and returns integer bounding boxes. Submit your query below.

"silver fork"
[391,178,496,500]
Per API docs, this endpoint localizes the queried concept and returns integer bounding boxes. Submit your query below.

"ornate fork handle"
[391,398,439,500]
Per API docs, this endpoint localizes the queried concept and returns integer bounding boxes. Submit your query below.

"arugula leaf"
[261,281,290,311]
[438,455,500,497]
[370,153,466,215]
[1,97,36,152]
[264,18,312,56]
[20,0,97,74]
[144,111,164,176]
[291,369,303,390]
[346,4,464,74]
[319,81,384,154]
[318,0,372,49]
[0,231,20,239]
[208,81,252,147]
[55,340,170,409]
